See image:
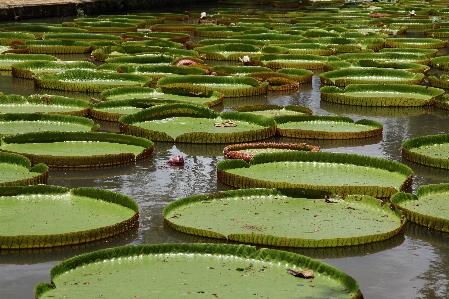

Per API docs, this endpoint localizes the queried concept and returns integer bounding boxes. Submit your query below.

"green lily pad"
[385,37,447,49]
[258,54,335,70]
[0,185,138,249]
[91,88,224,122]
[137,116,264,138]
[34,70,152,93]
[236,104,313,118]
[224,142,319,162]
[320,68,425,86]
[379,48,438,59]
[91,96,223,122]
[320,84,444,107]
[195,43,263,60]
[122,31,190,43]
[0,94,89,115]
[0,113,98,136]
[11,60,96,79]
[0,53,57,71]
[216,151,413,198]
[116,64,205,80]
[119,103,276,143]
[157,75,268,98]
[336,52,429,65]
[34,243,363,299]
[402,133,449,169]
[0,151,48,186]
[210,65,272,76]
[270,42,335,55]
[391,184,449,232]
[24,39,91,54]
[274,115,383,139]
[164,188,404,247]
[0,132,154,169]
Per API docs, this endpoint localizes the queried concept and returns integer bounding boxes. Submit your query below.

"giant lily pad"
[149,24,197,34]
[0,53,57,71]
[105,53,176,65]
[187,38,266,50]
[385,37,447,49]
[320,68,424,86]
[428,75,449,89]
[235,104,312,117]
[0,113,99,136]
[194,25,252,38]
[0,31,35,46]
[35,243,363,299]
[11,60,96,79]
[0,24,87,38]
[42,32,122,42]
[33,70,152,93]
[347,60,430,74]
[156,75,268,97]
[430,55,449,71]
[232,32,305,44]
[116,64,206,80]
[0,94,89,116]
[258,54,337,70]
[216,151,413,198]
[24,39,91,54]
[91,90,224,122]
[386,20,434,30]
[164,188,404,247]
[119,103,276,143]
[402,133,449,169]
[379,48,438,59]
[270,42,335,56]
[0,151,48,186]
[224,142,319,162]
[391,184,449,232]
[320,84,444,107]
[336,52,430,65]
[0,132,154,169]
[274,115,383,139]
[195,43,263,61]
[0,185,139,249]
[121,31,190,43]
[100,86,223,106]
[210,65,273,76]
[63,20,138,33]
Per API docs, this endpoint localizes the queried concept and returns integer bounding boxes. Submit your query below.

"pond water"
[2,5,449,299]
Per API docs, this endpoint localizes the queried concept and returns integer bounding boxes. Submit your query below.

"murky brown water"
[2,5,449,299]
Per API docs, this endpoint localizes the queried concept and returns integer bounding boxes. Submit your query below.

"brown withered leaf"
[286,269,315,279]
